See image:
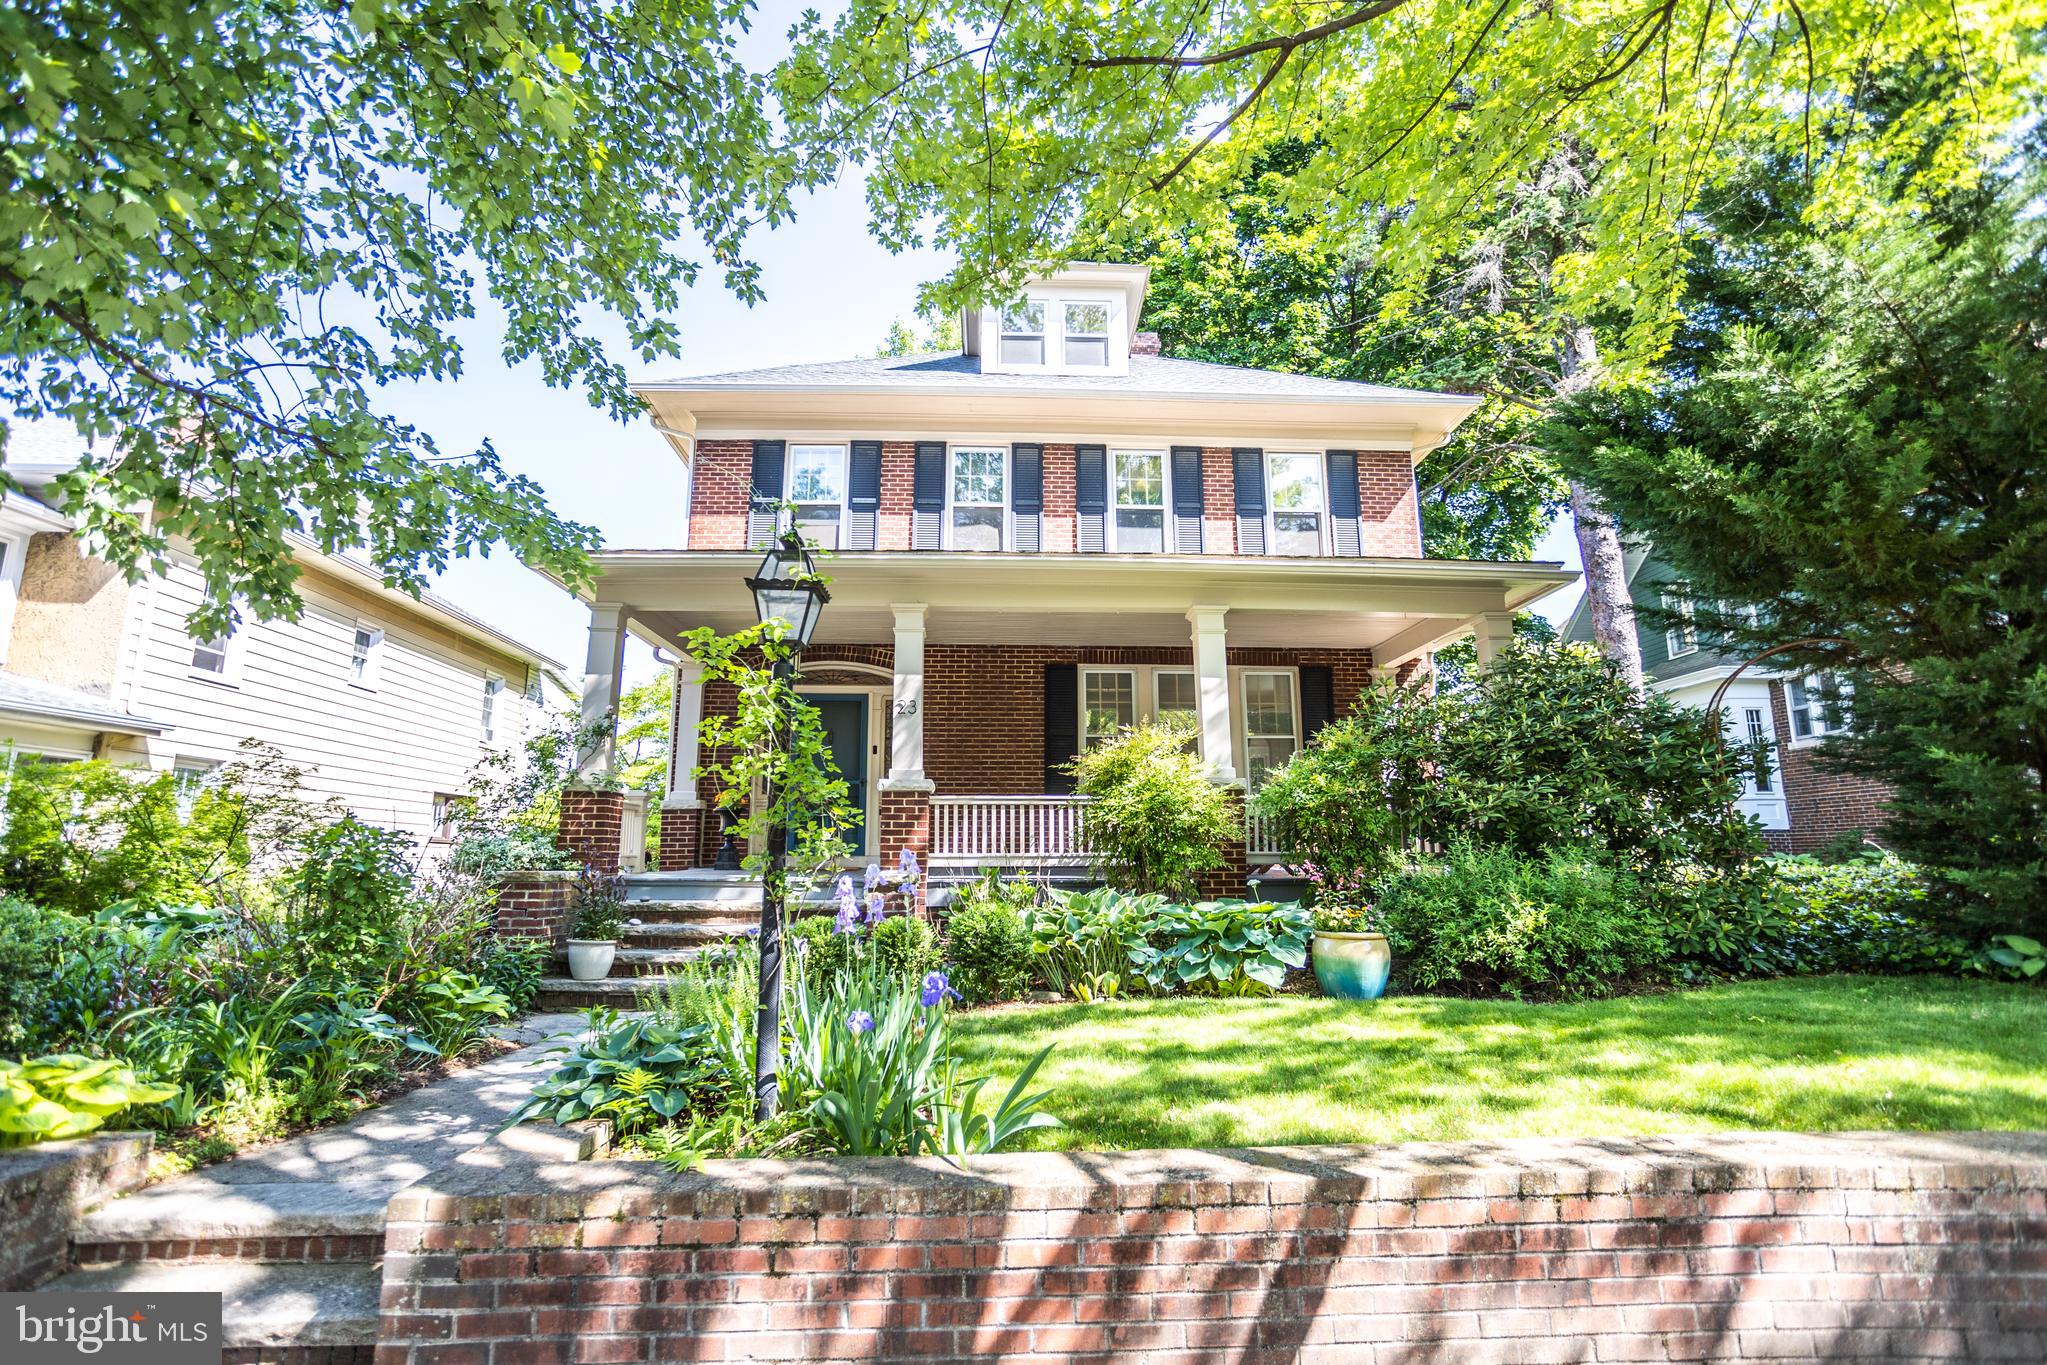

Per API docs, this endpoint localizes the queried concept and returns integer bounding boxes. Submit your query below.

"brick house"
[558,264,1574,884]
[1562,542,1894,853]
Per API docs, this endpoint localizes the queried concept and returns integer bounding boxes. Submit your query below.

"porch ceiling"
[581,551,1576,656]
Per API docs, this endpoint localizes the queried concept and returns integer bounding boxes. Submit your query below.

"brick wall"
[377,1129,2047,1364]
[683,439,1425,559]
[1765,681,1898,854]
[654,808,702,873]
[559,788,625,873]
[491,871,579,948]
[0,1132,154,1289]
[877,790,932,880]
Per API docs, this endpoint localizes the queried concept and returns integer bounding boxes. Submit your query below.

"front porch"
[560,551,1572,880]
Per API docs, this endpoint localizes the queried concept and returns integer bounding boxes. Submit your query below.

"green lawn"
[948,976,2047,1150]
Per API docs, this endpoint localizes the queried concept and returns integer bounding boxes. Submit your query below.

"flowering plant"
[1300,861,1384,934]
[1311,901,1387,935]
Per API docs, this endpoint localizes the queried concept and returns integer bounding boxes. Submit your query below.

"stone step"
[73,1178,402,1248]
[534,977,659,1011]
[44,1260,381,1349]
[592,946,719,977]
[620,901,761,924]
[619,921,753,949]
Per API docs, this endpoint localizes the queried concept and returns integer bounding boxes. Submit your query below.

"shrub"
[943,901,1033,1004]
[474,936,550,1013]
[0,898,78,1052]
[1023,887,1166,998]
[284,818,418,979]
[1667,853,1970,979]
[1133,899,1312,995]
[1379,844,1670,999]
[787,914,850,986]
[1251,693,1431,886]
[870,914,941,980]
[1069,722,1240,898]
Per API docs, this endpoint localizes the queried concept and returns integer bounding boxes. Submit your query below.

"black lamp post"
[744,531,829,1121]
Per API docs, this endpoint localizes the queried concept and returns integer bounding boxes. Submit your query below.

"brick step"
[45,1259,381,1350]
[69,1233,383,1268]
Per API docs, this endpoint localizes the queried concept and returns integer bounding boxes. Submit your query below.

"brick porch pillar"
[879,789,932,910]
[656,807,702,871]
[560,786,626,873]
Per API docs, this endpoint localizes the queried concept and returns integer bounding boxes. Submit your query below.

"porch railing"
[928,795,1298,868]
[930,796,1091,866]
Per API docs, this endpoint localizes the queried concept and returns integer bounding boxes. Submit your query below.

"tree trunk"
[1559,324,1644,690]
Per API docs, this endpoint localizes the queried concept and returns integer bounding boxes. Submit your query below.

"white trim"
[1108,447,1169,553]
[481,673,506,744]
[793,681,887,857]
[348,619,385,690]
[1661,585,1698,660]
[1234,668,1301,789]
[0,531,26,667]
[943,443,1010,552]
[1265,451,1328,557]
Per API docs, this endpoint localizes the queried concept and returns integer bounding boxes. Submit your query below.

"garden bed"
[948,975,2047,1150]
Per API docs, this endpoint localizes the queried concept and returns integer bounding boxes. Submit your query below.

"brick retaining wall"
[492,871,579,948]
[0,1132,153,1288]
[376,1129,2047,1363]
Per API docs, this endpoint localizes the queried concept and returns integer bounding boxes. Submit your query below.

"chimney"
[1130,331,1162,357]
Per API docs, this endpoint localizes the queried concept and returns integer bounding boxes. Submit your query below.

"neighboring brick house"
[0,419,564,850]
[1563,543,1894,854]
[561,263,1575,880]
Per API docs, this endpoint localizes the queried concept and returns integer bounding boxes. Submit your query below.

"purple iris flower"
[864,862,883,890]
[834,900,861,935]
[836,872,856,902]
[865,892,886,925]
[898,846,921,878]
[919,971,960,1008]
[845,1011,875,1036]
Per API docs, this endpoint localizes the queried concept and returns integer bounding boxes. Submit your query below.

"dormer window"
[1000,302,1045,365]
[1063,302,1110,367]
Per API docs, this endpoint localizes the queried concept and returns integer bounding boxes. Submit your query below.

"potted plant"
[566,866,626,982]
[1306,865,1391,1000]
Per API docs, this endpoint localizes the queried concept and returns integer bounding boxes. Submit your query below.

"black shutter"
[1011,443,1043,552]
[1043,663,1079,794]
[911,441,946,549]
[1170,445,1204,554]
[848,440,882,550]
[1075,444,1107,552]
[1326,450,1362,556]
[1299,665,1335,740]
[747,439,785,547]
[1233,447,1266,555]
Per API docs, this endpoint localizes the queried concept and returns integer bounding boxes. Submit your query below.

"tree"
[1077,140,1565,561]
[873,309,962,357]
[617,670,675,794]
[3,0,815,638]
[1548,191,2047,933]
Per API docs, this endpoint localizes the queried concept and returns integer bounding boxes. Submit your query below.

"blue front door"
[801,694,868,854]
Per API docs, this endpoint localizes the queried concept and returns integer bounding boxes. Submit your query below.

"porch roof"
[576,551,1576,663]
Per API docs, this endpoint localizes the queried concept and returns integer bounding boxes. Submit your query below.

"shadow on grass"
[949,975,2047,1150]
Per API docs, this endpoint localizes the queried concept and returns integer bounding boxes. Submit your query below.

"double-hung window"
[482,675,504,742]
[1742,706,1775,793]
[349,624,384,687]
[1063,302,1110,367]
[1111,449,1167,552]
[1081,669,1137,749]
[1000,302,1045,365]
[949,447,1005,551]
[1154,670,1198,747]
[1267,453,1324,555]
[1241,671,1299,786]
[1787,673,1849,741]
[787,444,847,548]
[1662,586,1698,658]
[172,759,218,821]
[190,634,230,676]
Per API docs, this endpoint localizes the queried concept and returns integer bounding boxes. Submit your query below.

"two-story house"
[0,418,563,848]
[1562,542,1894,852]
[556,264,1576,884]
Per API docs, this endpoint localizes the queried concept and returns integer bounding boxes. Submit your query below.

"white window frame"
[1787,673,1850,746]
[1237,669,1301,788]
[349,621,385,689]
[188,620,243,686]
[524,668,543,705]
[945,445,1008,551]
[1110,448,1168,553]
[998,301,1046,366]
[171,758,219,821]
[1741,704,1776,795]
[1077,665,1205,755]
[1061,300,1111,368]
[1265,451,1327,556]
[1662,586,1698,659]
[785,443,849,548]
[482,674,505,743]
[430,791,467,844]
[0,533,26,668]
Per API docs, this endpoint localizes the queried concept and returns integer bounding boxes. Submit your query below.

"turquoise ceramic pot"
[1312,931,1391,1001]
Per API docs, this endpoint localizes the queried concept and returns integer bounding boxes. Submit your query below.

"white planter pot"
[566,939,617,982]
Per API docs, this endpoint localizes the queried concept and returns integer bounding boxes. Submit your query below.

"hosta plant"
[1133,900,1312,995]
[0,1055,179,1148]
[512,1009,720,1136]
[1023,887,1166,998]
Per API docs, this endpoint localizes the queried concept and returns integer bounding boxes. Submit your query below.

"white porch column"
[663,655,705,809]
[1187,606,1240,785]
[576,602,627,780]
[1472,611,1516,669]
[881,603,934,791]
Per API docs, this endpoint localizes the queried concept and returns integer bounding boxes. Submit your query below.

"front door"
[803,694,868,854]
